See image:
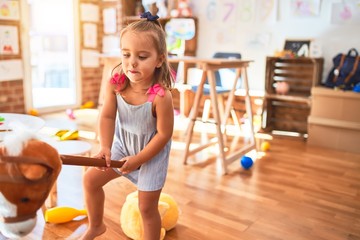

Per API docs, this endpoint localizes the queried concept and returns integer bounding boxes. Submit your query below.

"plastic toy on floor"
[261,141,271,152]
[45,206,87,224]
[120,191,179,240]
[353,82,360,92]
[240,156,253,170]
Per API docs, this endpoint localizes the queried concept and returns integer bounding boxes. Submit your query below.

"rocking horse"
[0,129,124,238]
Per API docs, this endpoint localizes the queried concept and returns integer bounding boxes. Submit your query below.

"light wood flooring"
[4,114,360,240]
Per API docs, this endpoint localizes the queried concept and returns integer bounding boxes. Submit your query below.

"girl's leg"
[138,189,162,240]
[80,168,119,240]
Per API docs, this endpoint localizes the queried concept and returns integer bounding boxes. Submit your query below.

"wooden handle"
[0,129,12,132]
[60,155,125,168]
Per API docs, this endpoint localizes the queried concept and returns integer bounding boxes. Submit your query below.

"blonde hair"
[111,19,175,91]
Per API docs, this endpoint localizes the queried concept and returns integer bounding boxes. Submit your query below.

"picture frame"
[0,25,20,55]
[0,1,20,20]
[283,39,312,57]
[0,59,23,81]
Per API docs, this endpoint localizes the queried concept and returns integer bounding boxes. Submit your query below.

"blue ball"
[241,156,253,170]
[353,83,360,93]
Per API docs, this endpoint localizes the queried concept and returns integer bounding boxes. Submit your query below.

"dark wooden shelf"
[261,57,324,135]
[264,93,311,104]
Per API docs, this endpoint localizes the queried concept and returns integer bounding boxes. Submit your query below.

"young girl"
[80,12,175,240]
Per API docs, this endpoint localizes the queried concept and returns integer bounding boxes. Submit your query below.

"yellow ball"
[261,141,270,152]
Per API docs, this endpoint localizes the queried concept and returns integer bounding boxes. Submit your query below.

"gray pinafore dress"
[111,93,171,191]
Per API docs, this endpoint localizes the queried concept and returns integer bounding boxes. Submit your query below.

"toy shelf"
[261,56,324,136]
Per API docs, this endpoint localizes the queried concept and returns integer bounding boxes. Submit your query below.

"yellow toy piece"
[158,192,179,230]
[60,130,79,141]
[53,130,79,141]
[261,141,271,152]
[55,130,69,137]
[45,206,87,224]
[120,191,179,240]
[28,109,39,116]
[81,101,95,109]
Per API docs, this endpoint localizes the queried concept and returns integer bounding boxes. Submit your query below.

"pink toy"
[170,0,192,17]
[66,108,76,120]
[275,82,290,95]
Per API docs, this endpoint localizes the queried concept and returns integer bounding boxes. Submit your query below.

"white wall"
[189,0,360,91]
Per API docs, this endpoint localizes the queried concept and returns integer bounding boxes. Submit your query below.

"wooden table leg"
[222,67,256,168]
[207,69,227,174]
[221,68,242,140]
[223,68,242,125]
[242,67,256,146]
[183,70,207,164]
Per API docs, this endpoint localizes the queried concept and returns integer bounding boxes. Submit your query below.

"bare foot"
[79,223,106,240]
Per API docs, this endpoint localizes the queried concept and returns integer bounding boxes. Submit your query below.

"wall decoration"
[165,18,196,40]
[0,25,19,55]
[247,32,272,48]
[80,3,99,22]
[103,8,117,34]
[215,27,237,45]
[206,0,217,21]
[81,49,100,68]
[331,2,360,24]
[204,0,278,26]
[102,35,120,54]
[290,0,321,17]
[237,0,256,23]
[222,1,236,22]
[284,39,312,57]
[0,0,20,20]
[165,18,195,55]
[255,0,278,23]
[83,23,97,48]
[206,0,238,24]
[0,59,23,81]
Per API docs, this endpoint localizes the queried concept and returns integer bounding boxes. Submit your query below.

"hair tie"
[140,11,159,21]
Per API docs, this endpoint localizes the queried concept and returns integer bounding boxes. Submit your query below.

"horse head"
[0,132,61,238]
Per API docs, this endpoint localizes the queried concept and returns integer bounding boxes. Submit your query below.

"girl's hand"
[119,156,140,174]
[93,148,112,171]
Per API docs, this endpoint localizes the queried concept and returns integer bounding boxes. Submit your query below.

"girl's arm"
[120,89,174,173]
[95,81,118,167]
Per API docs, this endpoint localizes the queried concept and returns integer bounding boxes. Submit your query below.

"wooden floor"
[6,115,360,240]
